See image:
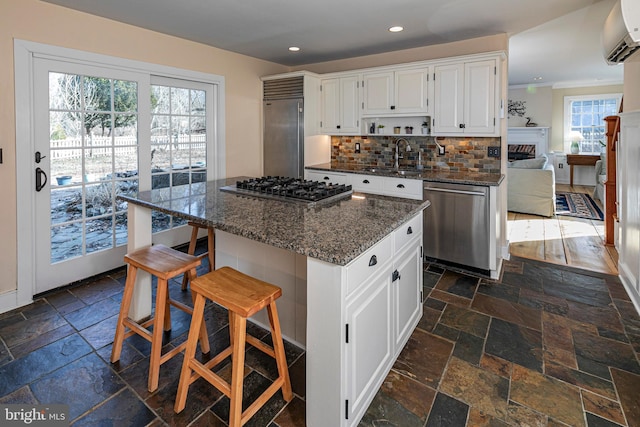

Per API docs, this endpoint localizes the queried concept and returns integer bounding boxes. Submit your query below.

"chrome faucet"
[394,138,411,169]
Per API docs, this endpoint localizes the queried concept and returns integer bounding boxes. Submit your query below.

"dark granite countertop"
[119,177,429,266]
[306,162,505,186]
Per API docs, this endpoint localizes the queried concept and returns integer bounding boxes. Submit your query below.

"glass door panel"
[34,58,145,293]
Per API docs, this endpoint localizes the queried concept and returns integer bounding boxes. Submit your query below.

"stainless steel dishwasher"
[423,181,490,271]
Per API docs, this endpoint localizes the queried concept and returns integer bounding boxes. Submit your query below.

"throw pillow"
[508,156,546,169]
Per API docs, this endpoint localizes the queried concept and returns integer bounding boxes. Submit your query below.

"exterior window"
[564,94,622,154]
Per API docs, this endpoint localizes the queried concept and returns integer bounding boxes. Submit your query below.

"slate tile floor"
[1,249,639,426]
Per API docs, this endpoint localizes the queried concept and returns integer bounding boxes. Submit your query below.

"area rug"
[556,192,604,220]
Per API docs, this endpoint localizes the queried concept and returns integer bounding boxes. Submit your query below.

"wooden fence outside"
[50,135,206,159]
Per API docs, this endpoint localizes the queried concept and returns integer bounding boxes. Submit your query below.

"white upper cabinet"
[433,59,498,136]
[321,75,360,134]
[362,68,429,116]
[269,52,504,138]
[394,68,430,114]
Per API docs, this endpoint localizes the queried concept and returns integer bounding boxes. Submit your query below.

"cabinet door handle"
[390,105,395,110]
[368,255,377,266]
[397,184,405,189]
[337,125,341,129]
[362,179,370,184]
[459,123,466,129]
[392,269,401,281]
[323,176,330,180]
[407,226,413,235]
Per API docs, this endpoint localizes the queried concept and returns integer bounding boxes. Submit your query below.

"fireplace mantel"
[508,127,550,158]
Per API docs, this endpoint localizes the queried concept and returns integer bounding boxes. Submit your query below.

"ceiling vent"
[603,0,640,64]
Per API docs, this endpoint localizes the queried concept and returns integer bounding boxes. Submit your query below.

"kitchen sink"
[358,167,422,177]
[394,169,422,176]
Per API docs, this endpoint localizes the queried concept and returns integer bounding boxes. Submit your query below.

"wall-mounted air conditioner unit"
[602,0,640,64]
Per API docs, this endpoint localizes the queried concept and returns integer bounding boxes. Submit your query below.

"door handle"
[35,151,46,163]
[35,167,47,192]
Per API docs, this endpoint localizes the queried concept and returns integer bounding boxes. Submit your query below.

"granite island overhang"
[118,177,429,427]
[120,177,429,266]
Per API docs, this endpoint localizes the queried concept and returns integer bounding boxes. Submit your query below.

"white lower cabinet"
[345,266,393,421]
[305,170,349,185]
[343,214,423,424]
[393,242,422,349]
[382,176,423,200]
[310,170,423,200]
[348,173,385,193]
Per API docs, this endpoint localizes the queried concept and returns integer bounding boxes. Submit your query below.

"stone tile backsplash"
[331,135,501,173]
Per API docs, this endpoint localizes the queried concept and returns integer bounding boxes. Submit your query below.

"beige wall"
[508,86,553,128]
[0,1,288,295]
[292,34,508,74]
[624,53,640,111]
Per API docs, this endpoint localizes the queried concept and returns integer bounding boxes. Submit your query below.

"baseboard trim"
[501,242,511,261]
[0,290,17,314]
[618,261,640,316]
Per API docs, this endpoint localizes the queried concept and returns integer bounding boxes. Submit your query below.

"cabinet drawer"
[394,212,422,253]
[306,170,348,185]
[346,235,392,296]
[382,177,422,200]
[349,174,384,193]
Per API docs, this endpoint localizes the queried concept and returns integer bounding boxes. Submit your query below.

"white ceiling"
[42,0,623,87]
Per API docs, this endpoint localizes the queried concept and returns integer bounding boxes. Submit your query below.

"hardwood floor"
[508,184,619,275]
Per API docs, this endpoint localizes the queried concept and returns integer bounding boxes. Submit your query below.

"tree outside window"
[564,94,622,154]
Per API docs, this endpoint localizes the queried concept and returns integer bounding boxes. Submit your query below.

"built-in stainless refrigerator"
[263,77,304,178]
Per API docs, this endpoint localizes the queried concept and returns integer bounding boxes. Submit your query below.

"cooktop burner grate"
[220,176,353,204]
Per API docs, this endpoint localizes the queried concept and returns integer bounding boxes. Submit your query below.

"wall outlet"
[487,146,500,158]
[438,145,445,156]
[355,142,361,153]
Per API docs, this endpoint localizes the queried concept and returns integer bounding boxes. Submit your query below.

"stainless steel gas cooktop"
[220,176,353,205]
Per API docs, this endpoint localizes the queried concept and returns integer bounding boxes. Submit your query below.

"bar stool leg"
[207,228,215,272]
[267,302,293,401]
[228,310,235,350]
[174,293,207,413]
[163,286,172,332]
[181,226,200,291]
[229,313,247,427]
[189,267,210,354]
[111,265,138,363]
[149,278,169,392]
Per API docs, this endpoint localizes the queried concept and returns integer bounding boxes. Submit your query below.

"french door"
[32,59,216,294]
[13,40,223,309]
[33,58,149,293]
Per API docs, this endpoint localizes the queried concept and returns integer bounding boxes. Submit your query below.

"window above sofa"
[563,94,622,155]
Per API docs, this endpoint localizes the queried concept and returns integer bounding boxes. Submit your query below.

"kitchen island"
[120,177,429,426]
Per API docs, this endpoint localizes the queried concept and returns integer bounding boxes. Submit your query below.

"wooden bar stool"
[111,244,210,392]
[174,267,293,426]
[181,222,215,291]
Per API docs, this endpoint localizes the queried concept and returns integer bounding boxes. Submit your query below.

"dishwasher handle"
[424,187,486,197]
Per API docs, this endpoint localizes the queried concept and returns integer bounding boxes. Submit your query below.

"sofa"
[507,156,556,217]
[593,153,606,204]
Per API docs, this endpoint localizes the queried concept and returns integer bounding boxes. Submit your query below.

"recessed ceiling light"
[533,76,543,81]
[388,26,404,33]
[288,46,300,52]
